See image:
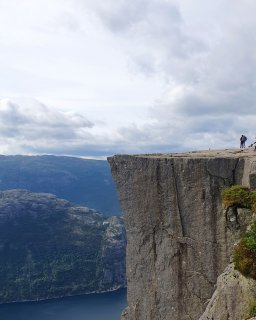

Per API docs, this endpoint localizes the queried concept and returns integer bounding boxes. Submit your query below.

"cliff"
[0,190,126,303]
[108,149,256,320]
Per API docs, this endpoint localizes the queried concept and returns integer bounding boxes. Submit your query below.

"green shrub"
[234,222,256,279]
[221,185,252,209]
[222,185,256,213]
[222,185,256,280]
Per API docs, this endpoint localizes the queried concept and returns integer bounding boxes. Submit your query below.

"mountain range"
[0,155,121,215]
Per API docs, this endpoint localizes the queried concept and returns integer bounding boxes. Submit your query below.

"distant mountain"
[0,155,121,215]
[0,190,126,303]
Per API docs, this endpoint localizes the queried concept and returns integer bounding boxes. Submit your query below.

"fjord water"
[0,289,127,320]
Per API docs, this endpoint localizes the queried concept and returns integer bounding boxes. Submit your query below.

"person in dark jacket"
[240,135,247,148]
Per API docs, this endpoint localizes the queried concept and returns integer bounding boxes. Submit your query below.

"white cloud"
[85,0,209,82]
[0,0,256,155]
[0,99,96,153]
[85,0,256,152]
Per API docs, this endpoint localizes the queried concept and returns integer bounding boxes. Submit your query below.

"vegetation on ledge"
[233,222,256,280]
[221,185,256,280]
[221,185,256,212]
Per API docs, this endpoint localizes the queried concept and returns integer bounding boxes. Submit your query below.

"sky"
[0,0,256,157]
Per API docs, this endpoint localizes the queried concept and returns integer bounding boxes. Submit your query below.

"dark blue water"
[0,289,127,320]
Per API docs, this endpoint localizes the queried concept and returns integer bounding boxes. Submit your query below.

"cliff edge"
[108,148,256,320]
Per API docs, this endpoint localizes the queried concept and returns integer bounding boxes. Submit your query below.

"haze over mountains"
[0,155,121,216]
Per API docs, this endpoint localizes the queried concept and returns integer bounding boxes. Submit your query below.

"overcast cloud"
[0,0,256,156]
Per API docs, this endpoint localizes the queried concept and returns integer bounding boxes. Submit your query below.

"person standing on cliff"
[240,135,247,148]
[240,135,243,148]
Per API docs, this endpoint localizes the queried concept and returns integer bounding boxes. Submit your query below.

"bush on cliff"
[222,185,256,280]
[221,185,256,210]
[233,222,256,279]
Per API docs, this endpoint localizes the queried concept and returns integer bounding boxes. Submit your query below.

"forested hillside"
[0,190,126,303]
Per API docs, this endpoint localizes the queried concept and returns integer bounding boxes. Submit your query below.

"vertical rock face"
[108,150,256,320]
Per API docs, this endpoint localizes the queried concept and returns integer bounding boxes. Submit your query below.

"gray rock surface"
[199,264,256,320]
[108,149,256,320]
